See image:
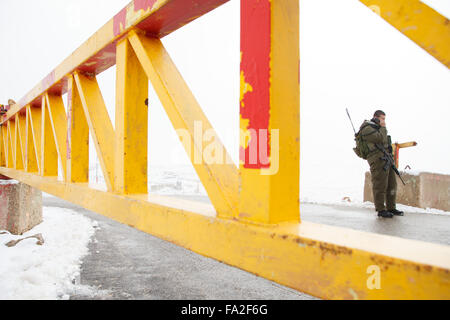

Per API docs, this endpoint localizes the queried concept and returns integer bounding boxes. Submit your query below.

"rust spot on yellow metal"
[319,243,353,257]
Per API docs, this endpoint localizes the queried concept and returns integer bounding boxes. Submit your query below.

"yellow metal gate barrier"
[1,0,449,299]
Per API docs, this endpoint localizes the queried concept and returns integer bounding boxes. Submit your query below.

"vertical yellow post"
[10,119,16,169]
[9,121,15,169]
[5,123,13,168]
[11,116,23,170]
[16,113,26,170]
[67,76,89,183]
[239,0,300,224]
[45,93,68,180]
[115,38,148,194]
[26,106,38,173]
[29,106,42,173]
[1,125,6,167]
[0,124,4,167]
[41,96,58,176]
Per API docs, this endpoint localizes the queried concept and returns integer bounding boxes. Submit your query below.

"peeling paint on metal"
[134,0,158,12]
[137,0,229,37]
[240,0,271,169]
[113,7,128,37]
[42,71,56,91]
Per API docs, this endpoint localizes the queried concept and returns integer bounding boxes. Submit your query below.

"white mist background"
[1,0,449,203]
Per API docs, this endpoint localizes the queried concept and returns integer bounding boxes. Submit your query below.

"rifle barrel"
[376,144,406,186]
[346,108,357,135]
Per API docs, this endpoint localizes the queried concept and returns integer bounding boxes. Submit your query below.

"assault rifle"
[375,143,406,186]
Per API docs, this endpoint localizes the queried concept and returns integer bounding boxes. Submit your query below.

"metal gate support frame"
[1,0,449,299]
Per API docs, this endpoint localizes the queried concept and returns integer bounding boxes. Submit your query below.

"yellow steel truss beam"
[1,0,449,300]
[128,31,239,219]
[360,0,450,68]
[0,166,449,300]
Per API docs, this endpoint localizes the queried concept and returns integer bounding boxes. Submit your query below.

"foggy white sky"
[0,0,449,202]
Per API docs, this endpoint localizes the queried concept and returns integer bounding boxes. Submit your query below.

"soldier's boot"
[389,209,404,216]
[377,210,393,218]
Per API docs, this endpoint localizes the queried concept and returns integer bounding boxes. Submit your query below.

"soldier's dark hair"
[373,110,386,117]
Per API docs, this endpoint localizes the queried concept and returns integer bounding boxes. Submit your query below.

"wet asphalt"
[167,195,450,246]
[43,196,316,300]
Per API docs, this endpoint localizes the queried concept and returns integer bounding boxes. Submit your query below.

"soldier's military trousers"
[368,156,397,212]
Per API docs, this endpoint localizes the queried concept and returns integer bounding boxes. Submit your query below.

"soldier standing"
[359,110,404,218]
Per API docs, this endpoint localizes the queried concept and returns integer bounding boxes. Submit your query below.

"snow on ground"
[0,206,105,300]
[87,164,208,196]
[0,180,19,185]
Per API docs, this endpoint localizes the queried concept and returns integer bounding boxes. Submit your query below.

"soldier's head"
[373,110,386,127]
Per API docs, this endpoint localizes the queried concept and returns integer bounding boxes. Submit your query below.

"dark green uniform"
[359,120,397,212]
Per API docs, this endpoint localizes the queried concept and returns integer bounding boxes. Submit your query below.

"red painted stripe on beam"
[137,0,229,37]
[240,0,271,169]
[113,7,128,37]
[113,1,159,37]
[134,0,159,12]
[78,42,118,75]
[89,0,230,76]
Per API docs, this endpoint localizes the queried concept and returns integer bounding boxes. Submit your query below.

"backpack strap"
[359,121,380,137]
[361,129,379,137]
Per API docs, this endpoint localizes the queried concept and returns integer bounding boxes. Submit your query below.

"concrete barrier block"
[364,171,450,211]
[420,173,450,211]
[0,180,42,235]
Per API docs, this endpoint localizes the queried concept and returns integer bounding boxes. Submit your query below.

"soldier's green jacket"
[359,120,391,161]
[360,120,397,212]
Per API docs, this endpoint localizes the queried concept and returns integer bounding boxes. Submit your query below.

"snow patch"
[0,206,108,300]
[0,179,19,185]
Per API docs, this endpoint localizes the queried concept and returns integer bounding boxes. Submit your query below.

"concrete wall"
[364,171,450,211]
[0,180,42,235]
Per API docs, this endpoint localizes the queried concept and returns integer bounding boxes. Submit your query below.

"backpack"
[353,123,372,160]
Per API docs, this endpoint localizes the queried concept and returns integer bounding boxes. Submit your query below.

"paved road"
[43,196,316,300]
[168,195,450,246]
[300,202,450,246]
[43,194,450,300]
